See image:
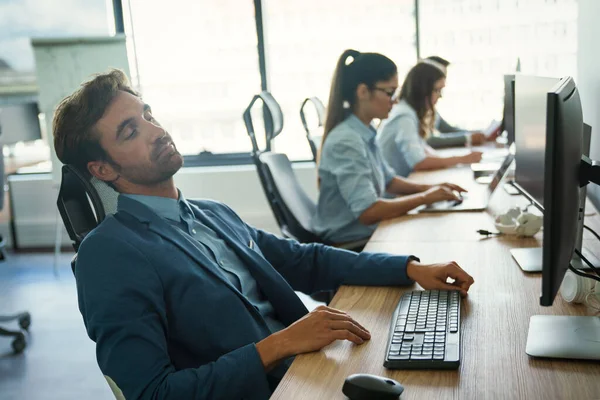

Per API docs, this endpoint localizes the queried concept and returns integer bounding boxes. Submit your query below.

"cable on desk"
[476,229,503,237]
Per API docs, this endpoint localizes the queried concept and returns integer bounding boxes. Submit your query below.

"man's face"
[90,90,183,189]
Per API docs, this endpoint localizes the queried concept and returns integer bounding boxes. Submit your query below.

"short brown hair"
[53,69,139,172]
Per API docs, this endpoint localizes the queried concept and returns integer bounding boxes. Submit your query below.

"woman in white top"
[377,60,483,177]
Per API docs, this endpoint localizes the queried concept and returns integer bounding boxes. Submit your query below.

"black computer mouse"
[342,373,404,400]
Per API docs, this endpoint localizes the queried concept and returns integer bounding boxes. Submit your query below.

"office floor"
[0,251,112,400]
[0,250,323,400]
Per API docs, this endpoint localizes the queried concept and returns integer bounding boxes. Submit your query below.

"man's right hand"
[256,306,370,370]
[460,151,483,164]
[422,186,461,204]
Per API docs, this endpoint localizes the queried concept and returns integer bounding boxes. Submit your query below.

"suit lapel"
[189,204,309,324]
[116,196,260,315]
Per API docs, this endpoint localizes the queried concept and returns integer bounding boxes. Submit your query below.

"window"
[0,0,109,160]
[263,0,417,160]
[123,0,261,158]
[419,0,578,130]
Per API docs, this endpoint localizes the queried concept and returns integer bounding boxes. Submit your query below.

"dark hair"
[425,55,450,67]
[322,49,397,149]
[399,63,445,138]
[53,69,139,172]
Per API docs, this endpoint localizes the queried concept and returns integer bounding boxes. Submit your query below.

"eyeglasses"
[432,87,444,95]
[373,87,399,101]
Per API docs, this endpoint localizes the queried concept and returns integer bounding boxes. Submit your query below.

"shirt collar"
[346,113,377,143]
[122,189,191,223]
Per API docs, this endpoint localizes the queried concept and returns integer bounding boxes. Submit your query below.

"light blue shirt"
[313,114,396,243]
[123,191,286,334]
[377,100,428,177]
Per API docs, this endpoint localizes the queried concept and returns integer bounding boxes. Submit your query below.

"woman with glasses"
[377,61,483,177]
[312,49,465,244]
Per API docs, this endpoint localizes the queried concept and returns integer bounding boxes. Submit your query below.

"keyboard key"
[411,354,433,360]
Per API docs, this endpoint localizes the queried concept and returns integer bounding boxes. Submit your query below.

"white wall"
[8,163,318,248]
[578,0,600,208]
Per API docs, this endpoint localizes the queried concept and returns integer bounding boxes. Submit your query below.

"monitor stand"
[511,247,600,273]
[526,315,600,360]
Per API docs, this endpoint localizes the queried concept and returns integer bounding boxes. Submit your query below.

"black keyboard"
[383,290,461,369]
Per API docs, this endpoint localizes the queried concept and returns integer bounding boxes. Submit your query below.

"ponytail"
[321,49,361,158]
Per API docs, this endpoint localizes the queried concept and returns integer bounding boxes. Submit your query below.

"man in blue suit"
[53,69,474,400]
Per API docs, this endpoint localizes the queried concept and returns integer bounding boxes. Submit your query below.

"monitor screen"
[540,77,584,306]
[0,102,42,146]
[513,75,560,208]
[502,75,515,144]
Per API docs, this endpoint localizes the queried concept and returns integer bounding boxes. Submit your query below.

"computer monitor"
[0,102,43,146]
[513,75,560,208]
[525,76,600,361]
[501,75,515,144]
[540,77,584,306]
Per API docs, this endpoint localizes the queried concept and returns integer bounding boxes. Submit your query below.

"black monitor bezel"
[540,76,583,306]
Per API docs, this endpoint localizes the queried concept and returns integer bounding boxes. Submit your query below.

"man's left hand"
[406,260,474,297]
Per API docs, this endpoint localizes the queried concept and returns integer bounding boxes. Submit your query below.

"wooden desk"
[272,165,600,399]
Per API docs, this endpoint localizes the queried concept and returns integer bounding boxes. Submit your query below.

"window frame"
[113,0,421,167]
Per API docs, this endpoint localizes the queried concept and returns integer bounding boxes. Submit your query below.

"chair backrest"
[242,91,284,153]
[243,92,324,244]
[258,152,323,243]
[56,165,119,252]
[300,97,326,161]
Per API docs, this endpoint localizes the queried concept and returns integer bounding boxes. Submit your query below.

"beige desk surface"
[272,162,600,399]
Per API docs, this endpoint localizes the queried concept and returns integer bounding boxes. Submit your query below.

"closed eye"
[126,127,138,139]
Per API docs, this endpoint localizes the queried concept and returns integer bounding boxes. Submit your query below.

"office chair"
[56,165,124,399]
[300,96,326,162]
[0,150,32,353]
[243,91,366,251]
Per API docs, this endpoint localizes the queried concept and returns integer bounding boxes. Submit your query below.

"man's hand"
[406,260,474,297]
[256,306,370,370]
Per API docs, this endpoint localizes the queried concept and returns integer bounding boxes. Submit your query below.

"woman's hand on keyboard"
[406,260,475,297]
[439,182,467,193]
[422,186,461,204]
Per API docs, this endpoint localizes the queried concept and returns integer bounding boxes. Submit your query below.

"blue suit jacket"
[76,196,414,400]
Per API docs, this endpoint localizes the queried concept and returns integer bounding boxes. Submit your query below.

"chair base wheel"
[12,332,26,354]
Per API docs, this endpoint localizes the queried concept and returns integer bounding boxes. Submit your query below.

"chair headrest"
[90,176,118,216]
[243,91,284,152]
[300,97,326,133]
[57,165,119,250]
